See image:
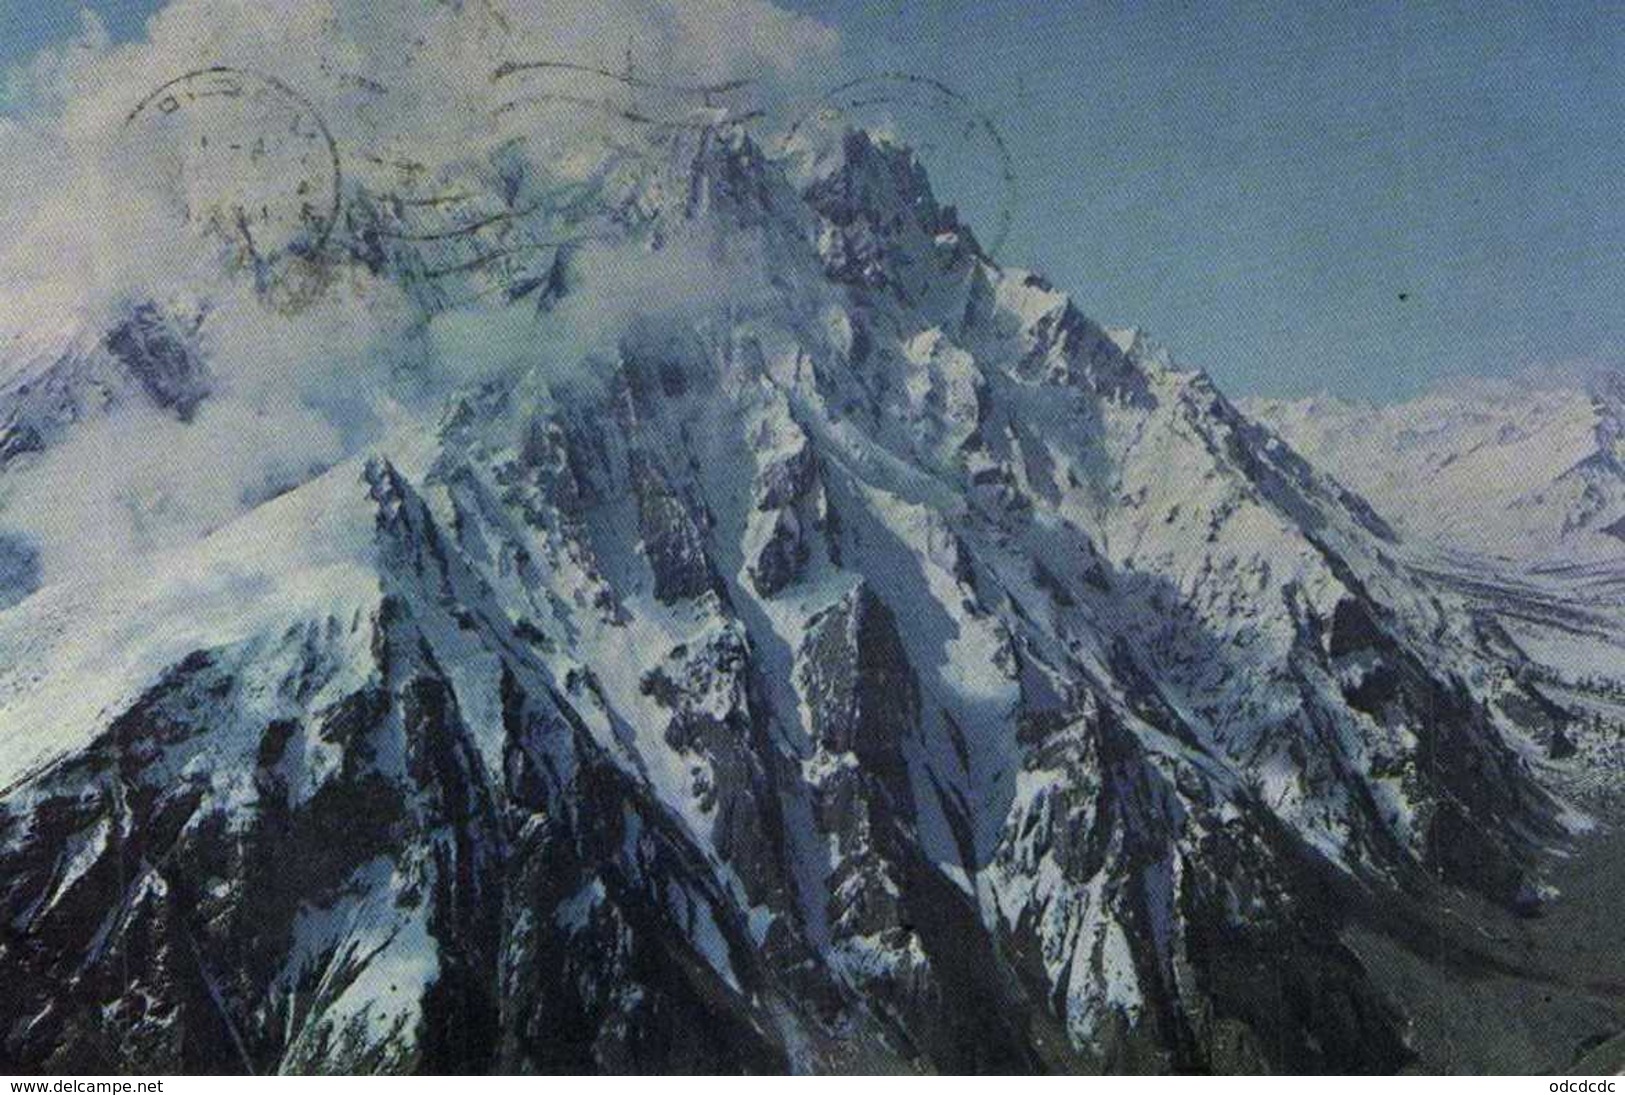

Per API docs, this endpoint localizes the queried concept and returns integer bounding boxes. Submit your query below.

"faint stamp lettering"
[125,67,343,279]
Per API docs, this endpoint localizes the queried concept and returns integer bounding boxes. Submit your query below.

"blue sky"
[7,1,1624,401]
[0,3,155,68]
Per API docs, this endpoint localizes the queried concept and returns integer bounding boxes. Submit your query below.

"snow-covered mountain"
[0,3,1616,1075]
[0,124,1594,1073]
[1245,374,1625,566]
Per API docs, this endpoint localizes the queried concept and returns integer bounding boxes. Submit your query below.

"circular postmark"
[124,67,343,279]
[782,73,1018,257]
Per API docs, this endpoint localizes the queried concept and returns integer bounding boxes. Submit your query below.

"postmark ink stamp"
[124,67,343,286]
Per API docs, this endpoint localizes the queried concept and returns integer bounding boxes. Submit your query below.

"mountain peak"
[0,7,1611,1075]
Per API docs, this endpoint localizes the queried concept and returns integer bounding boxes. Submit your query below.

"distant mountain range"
[1245,372,1625,565]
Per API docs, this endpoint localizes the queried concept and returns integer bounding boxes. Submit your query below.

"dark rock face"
[0,422,44,465]
[801,586,919,789]
[755,443,818,513]
[630,451,719,604]
[749,511,810,597]
[104,305,210,422]
[799,586,921,952]
[1327,598,1386,659]
[0,535,39,610]
[640,628,793,911]
[496,683,789,1075]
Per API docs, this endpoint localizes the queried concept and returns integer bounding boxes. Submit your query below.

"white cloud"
[0,0,838,593]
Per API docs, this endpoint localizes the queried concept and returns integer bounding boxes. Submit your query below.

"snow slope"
[1245,374,1625,565]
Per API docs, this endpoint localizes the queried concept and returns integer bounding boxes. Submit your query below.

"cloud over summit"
[0,0,839,593]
